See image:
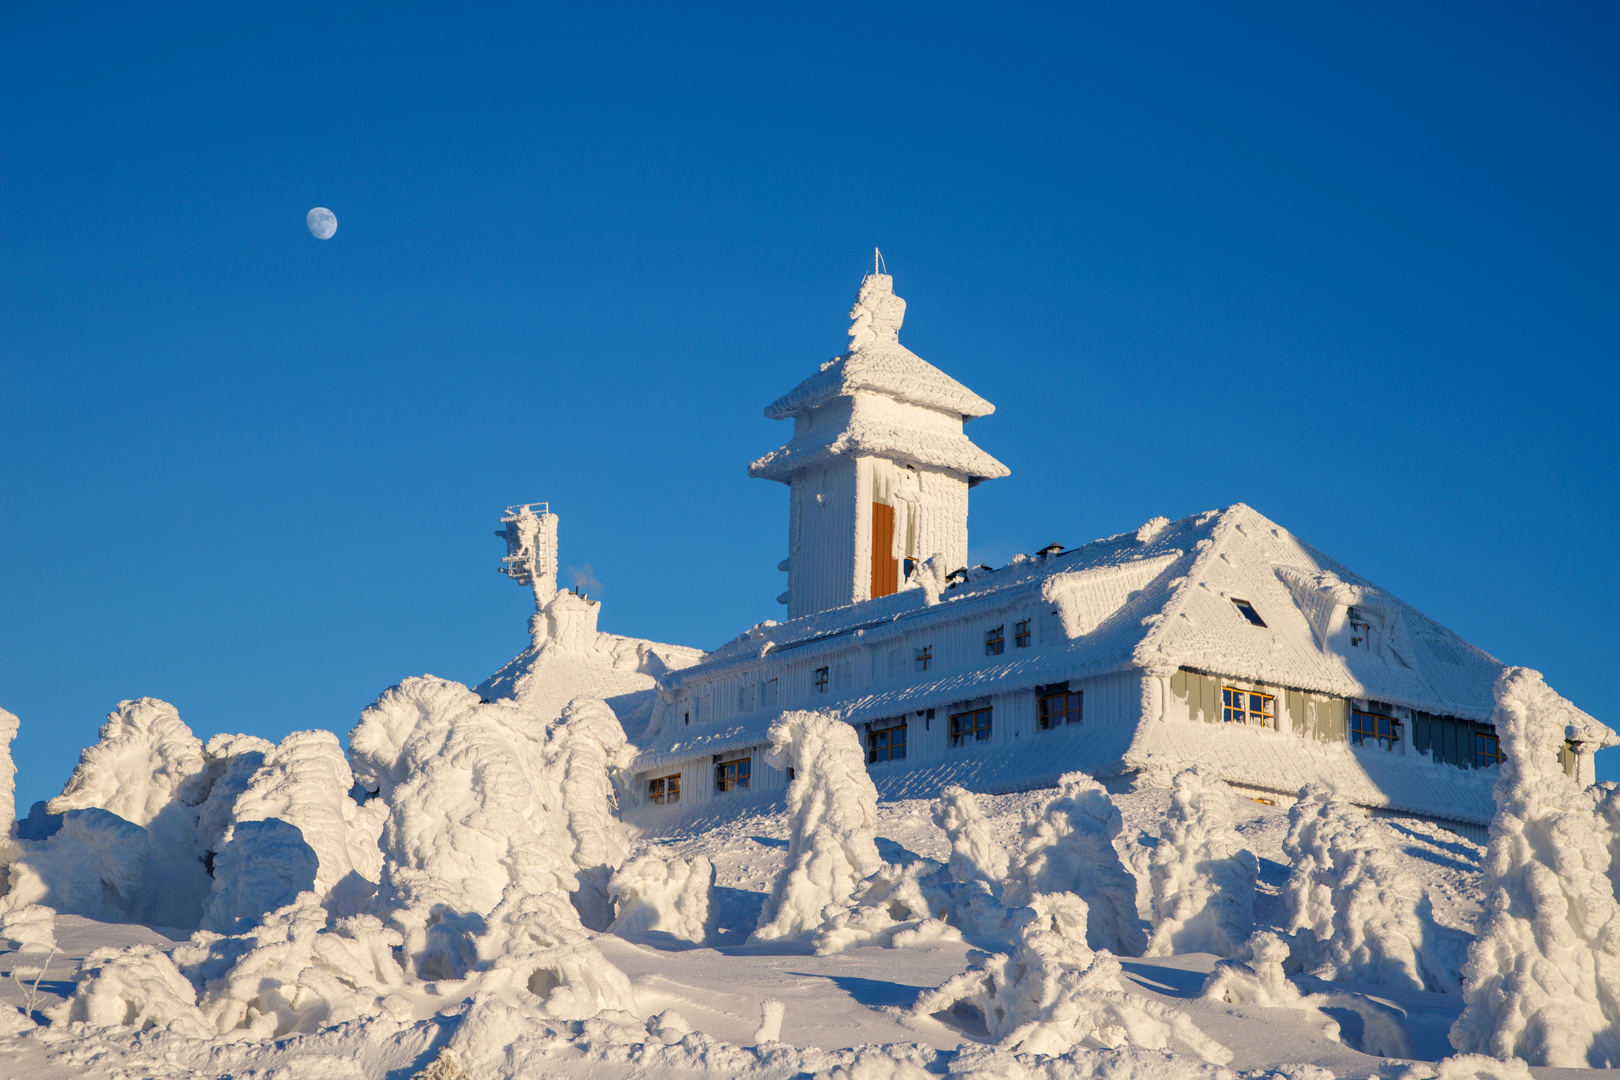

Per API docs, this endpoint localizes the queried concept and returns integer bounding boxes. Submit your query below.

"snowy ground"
[0,787,1546,1080]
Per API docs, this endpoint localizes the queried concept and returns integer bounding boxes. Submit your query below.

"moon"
[306,207,337,240]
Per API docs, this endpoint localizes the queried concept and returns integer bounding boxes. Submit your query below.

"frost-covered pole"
[496,504,559,639]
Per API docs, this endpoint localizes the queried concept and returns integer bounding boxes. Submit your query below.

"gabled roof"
[762,273,996,421]
[638,504,1610,757]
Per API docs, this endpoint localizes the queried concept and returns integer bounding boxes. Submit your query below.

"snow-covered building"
[606,266,1612,838]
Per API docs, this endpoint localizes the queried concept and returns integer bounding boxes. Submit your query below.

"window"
[763,678,779,707]
[915,646,932,673]
[1348,607,1371,650]
[683,711,690,727]
[1351,709,1401,750]
[1476,732,1505,768]
[984,626,1005,656]
[1231,599,1267,627]
[647,774,681,805]
[715,757,751,792]
[739,683,757,711]
[814,667,829,692]
[1039,688,1083,729]
[1015,620,1031,648]
[1222,687,1276,728]
[950,707,992,747]
[888,649,903,676]
[867,721,907,763]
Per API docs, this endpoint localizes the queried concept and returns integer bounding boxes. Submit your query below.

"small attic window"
[1231,599,1267,627]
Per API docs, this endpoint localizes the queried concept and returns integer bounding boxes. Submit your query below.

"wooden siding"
[1169,667,1346,744]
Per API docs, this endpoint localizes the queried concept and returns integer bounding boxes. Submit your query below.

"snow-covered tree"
[751,710,882,942]
[1144,766,1257,958]
[1284,785,1463,993]
[932,785,1008,890]
[1451,667,1620,1066]
[1003,771,1147,957]
[216,729,386,919]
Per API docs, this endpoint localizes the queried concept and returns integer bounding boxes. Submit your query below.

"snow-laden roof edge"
[749,413,1010,483]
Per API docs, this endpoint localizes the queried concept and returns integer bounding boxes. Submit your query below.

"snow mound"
[1403,1055,1535,1080]
[1285,785,1465,992]
[1203,931,1414,1058]
[1003,772,1147,957]
[607,853,712,942]
[752,710,883,941]
[1144,766,1257,958]
[1451,667,1620,1067]
[915,892,1230,1062]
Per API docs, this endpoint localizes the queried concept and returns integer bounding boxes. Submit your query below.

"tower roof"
[763,273,996,421]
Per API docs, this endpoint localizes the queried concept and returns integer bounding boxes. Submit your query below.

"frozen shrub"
[607,854,712,942]
[220,729,385,918]
[193,733,275,861]
[1202,931,1305,1007]
[915,892,1230,1062]
[199,818,320,933]
[51,944,213,1037]
[46,698,214,925]
[1451,667,1620,1067]
[1144,766,1257,958]
[932,786,1008,891]
[1003,772,1147,957]
[477,889,637,1020]
[813,860,961,955]
[1285,785,1464,992]
[752,710,883,941]
[0,903,57,953]
[1,807,149,920]
[175,894,408,1037]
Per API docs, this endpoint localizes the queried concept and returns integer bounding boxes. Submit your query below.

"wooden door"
[871,501,898,597]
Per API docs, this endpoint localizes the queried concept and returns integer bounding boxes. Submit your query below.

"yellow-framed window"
[1222,687,1276,728]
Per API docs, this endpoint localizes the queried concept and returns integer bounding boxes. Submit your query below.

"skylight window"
[1231,599,1267,627]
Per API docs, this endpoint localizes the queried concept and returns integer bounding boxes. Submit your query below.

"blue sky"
[2,3,1617,813]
